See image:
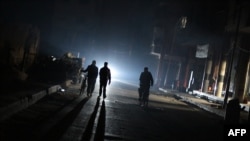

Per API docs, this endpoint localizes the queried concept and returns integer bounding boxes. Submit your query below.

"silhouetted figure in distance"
[139,67,154,107]
[224,98,245,124]
[82,60,98,96]
[99,62,111,99]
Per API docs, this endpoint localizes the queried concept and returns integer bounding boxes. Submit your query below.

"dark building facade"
[151,0,250,103]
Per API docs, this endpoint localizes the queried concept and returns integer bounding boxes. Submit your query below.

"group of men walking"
[81,60,111,99]
[81,60,154,106]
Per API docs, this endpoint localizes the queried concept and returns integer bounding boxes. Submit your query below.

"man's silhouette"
[99,62,111,99]
[139,67,154,106]
[82,60,98,96]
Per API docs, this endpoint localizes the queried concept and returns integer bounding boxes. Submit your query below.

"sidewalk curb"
[0,85,62,121]
[174,94,225,118]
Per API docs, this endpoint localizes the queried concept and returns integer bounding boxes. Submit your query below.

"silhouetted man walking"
[99,62,111,99]
[83,60,98,96]
[139,67,153,107]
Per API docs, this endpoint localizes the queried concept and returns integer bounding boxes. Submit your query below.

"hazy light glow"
[105,61,138,84]
[109,64,121,79]
[87,51,142,84]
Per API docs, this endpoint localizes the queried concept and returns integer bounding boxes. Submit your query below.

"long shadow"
[94,100,106,141]
[81,97,101,141]
[39,96,90,141]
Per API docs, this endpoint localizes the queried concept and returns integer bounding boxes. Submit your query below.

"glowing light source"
[109,65,121,79]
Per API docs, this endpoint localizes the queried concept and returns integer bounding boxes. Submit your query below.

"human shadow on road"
[40,96,91,141]
[81,97,101,141]
[94,100,106,141]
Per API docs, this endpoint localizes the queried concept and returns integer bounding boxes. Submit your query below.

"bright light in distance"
[107,63,138,84]
[93,56,138,83]
[95,62,123,80]
[108,64,121,79]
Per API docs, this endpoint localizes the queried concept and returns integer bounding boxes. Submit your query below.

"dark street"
[0,80,224,141]
[0,0,250,140]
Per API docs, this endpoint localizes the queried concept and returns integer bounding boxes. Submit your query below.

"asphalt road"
[61,80,224,141]
[0,80,224,141]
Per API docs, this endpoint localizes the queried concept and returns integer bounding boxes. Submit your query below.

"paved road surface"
[0,80,224,141]
[61,80,224,141]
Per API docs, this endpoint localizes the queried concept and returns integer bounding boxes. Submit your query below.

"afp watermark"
[228,129,247,136]
[224,125,249,140]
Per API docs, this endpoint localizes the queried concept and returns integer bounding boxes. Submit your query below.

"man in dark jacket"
[139,67,154,107]
[99,62,111,99]
[83,60,98,96]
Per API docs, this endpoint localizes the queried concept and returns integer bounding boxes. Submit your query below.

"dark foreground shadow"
[94,100,106,141]
[81,97,101,141]
[39,96,90,141]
